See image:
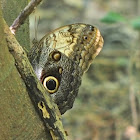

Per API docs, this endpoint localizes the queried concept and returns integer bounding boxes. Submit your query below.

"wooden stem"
[10,0,42,34]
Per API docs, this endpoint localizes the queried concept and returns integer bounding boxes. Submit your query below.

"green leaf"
[131,17,140,30]
[100,12,126,24]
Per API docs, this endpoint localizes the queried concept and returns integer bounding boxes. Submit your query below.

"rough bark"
[0,7,48,140]
[0,1,67,140]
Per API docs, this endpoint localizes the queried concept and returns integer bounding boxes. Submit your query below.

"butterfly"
[28,23,104,114]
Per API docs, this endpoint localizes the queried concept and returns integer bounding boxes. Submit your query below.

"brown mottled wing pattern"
[39,23,103,73]
[29,23,104,114]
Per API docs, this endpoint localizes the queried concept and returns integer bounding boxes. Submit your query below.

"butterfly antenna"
[33,16,40,45]
[36,16,40,41]
[34,16,37,41]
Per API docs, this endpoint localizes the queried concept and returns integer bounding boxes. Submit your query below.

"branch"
[4,22,67,140]
[10,0,42,34]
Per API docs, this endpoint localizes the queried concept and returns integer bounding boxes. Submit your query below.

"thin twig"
[10,0,42,34]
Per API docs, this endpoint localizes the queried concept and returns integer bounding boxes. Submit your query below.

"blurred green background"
[30,0,140,139]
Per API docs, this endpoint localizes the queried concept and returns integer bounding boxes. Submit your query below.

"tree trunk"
[0,1,67,140]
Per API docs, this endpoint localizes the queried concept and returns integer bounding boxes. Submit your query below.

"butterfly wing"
[39,23,103,73]
[29,23,104,114]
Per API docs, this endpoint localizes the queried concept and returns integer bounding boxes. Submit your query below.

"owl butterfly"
[29,23,103,114]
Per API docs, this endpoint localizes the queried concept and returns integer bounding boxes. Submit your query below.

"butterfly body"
[29,23,103,114]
